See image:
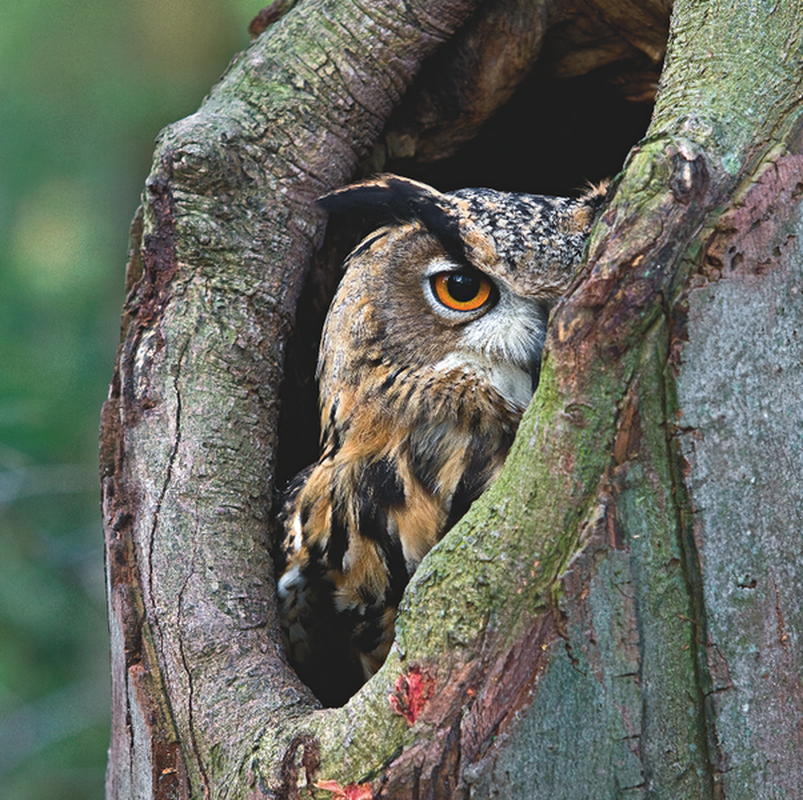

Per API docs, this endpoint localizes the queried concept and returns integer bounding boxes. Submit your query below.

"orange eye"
[432,271,493,312]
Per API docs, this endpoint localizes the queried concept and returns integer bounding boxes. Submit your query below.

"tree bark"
[101,0,803,798]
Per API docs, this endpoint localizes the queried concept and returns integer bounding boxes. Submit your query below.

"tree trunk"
[100,0,803,798]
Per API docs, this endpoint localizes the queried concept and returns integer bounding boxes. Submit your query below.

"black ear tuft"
[316,174,440,222]
[317,174,469,267]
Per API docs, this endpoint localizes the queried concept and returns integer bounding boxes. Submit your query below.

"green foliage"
[0,1,258,796]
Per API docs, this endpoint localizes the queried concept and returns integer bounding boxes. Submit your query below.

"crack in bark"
[146,336,189,604]
[664,301,722,799]
[278,734,321,800]
[177,503,211,798]
[428,711,463,800]
[140,333,201,798]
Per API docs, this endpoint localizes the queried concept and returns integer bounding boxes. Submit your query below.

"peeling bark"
[103,0,803,798]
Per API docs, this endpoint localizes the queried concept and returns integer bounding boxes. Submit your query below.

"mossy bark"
[102,0,803,798]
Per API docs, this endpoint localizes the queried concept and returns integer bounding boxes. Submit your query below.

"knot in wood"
[668,140,709,205]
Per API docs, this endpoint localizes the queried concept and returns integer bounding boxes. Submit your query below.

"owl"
[277,174,606,706]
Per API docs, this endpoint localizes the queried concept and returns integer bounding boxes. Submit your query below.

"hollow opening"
[274,18,662,706]
[394,60,656,196]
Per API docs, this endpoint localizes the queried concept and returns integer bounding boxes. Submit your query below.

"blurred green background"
[0,2,259,796]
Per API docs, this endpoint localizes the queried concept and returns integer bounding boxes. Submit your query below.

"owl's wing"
[277,460,398,705]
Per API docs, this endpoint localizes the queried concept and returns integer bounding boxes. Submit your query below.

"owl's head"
[315,175,606,414]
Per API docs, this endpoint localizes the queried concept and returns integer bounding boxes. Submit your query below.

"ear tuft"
[317,174,469,267]
[580,178,611,209]
[316,175,442,222]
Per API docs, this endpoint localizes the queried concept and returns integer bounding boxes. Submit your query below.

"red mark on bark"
[388,666,433,725]
[314,779,373,799]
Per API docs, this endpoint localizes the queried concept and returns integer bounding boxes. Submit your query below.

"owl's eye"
[431,271,494,312]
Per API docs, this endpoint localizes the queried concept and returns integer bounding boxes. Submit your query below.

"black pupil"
[446,272,481,302]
